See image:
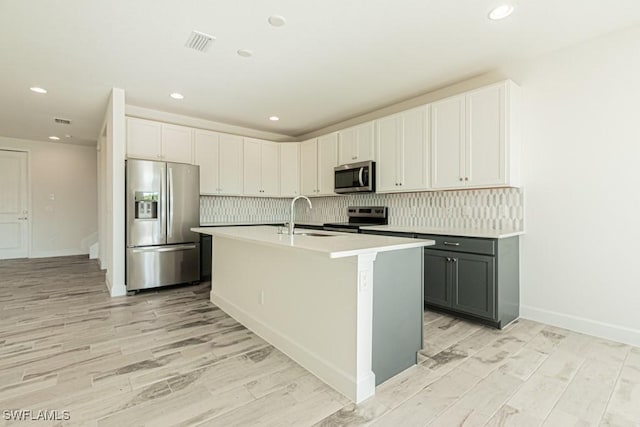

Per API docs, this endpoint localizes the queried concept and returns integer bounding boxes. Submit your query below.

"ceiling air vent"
[54,118,72,125]
[185,30,215,52]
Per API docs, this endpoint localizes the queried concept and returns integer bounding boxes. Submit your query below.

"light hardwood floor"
[0,256,638,426]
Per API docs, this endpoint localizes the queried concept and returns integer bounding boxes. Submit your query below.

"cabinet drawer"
[416,234,495,256]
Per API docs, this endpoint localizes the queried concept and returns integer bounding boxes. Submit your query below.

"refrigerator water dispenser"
[134,192,158,219]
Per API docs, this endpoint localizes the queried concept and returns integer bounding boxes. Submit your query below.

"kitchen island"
[192,225,434,403]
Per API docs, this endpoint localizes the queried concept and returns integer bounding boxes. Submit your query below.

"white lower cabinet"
[194,130,243,195]
[279,143,300,197]
[301,134,338,197]
[243,138,280,197]
[431,80,520,189]
[376,105,429,193]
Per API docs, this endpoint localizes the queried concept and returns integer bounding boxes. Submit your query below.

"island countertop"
[192,225,434,259]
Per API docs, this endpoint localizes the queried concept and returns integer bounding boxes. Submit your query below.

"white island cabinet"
[192,226,434,403]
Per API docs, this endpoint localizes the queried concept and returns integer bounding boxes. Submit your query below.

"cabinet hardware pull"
[459,177,463,181]
[443,241,460,246]
[465,177,469,181]
[446,257,451,262]
[452,258,458,263]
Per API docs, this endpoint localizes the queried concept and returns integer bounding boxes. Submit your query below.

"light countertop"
[199,221,326,228]
[360,225,525,239]
[192,226,434,259]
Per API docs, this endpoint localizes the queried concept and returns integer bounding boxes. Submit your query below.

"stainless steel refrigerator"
[126,159,200,291]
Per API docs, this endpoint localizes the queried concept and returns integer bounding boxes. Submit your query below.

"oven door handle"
[358,167,365,187]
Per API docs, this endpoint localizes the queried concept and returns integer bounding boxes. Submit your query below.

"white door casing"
[0,150,29,259]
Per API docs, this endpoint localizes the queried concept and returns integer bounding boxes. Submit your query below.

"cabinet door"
[280,143,300,197]
[431,95,465,189]
[424,251,452,308]
[399,105,429,191]
[375,115,399,192]
[162,125,193,164]
[466,84,506,187]
[338,121,375,164]
[338,127,357,165]
[300,139,318,196]
[126,118,162,160]
[218,133,243,195]
[194,130,219,194]
[317,133,338,196]
[243,138,263,196]
[355,121,375,162]
[451,253,496,319]
[261,141,280,196]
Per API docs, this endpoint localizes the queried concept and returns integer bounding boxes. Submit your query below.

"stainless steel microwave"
[334,161,375,194]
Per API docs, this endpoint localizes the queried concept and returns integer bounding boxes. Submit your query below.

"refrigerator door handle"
[130,244,197,253]
[168,166,174,238]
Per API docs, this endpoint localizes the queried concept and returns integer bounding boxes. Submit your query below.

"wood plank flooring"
[0,256,638,426]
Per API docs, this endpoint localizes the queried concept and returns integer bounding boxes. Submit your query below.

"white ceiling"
[1,0,639,146]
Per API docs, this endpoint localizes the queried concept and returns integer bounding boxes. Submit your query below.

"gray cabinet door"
[424,251,451,308]
[451,253,496,320]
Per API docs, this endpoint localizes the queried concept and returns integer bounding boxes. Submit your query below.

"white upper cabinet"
[338,121,375,165]
[126,118,162,160]
[194,130,220,194]
[431,95,465,189]
[194,130,243,195]
[218,133,244,195]
[243,138,280,197]
[300,139,319,196]
[376,105,429,193]
[126,118,194,164]
[243,138,262,196]
[300,133,338,197]
[279,143,300,197]
[317,133,339,196]
[431,80,521,189]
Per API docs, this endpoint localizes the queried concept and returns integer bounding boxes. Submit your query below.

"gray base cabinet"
[362,229,519,329]
[425,250,496,320]
[419,234,519,329]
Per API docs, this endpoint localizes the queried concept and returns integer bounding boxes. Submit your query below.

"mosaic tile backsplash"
[201,187,524,231]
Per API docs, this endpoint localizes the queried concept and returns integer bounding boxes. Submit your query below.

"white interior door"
[0,150,29,259]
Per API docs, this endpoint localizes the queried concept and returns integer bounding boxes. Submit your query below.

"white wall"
[0,136,97,257]
[509,25,640,346]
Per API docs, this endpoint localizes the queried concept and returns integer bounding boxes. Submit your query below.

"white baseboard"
[30,249,88,258]
[211,290,363,402]
[104,275,126,297]
[520,305,640,347]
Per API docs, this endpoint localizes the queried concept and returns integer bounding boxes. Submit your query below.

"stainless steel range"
[323,206,388,233]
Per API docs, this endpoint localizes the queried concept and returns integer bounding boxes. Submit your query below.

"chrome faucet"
[289,195,312,235]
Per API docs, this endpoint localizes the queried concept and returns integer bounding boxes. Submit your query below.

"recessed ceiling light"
[488,4,515,20]
[30,87,47,94]
[269,116,280,121]
[268,15,286,27]
[237,49,253,58]
[170,93,184,100]
[48,136,60,141]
